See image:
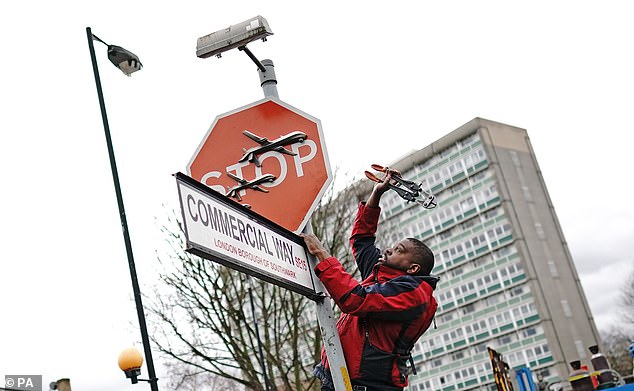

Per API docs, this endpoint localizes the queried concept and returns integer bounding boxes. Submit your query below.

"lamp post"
[85,27,158,391]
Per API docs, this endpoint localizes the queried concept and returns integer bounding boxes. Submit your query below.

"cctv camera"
[196,16,273,59]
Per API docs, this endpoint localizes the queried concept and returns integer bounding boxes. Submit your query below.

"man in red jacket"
[302,169,439,391]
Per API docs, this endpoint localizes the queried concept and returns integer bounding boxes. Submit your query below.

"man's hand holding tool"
[364,164,438,209]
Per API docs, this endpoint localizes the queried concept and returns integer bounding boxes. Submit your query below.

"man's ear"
[407,263,421,275]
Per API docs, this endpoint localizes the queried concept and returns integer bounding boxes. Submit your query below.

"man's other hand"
[300,233,331,262]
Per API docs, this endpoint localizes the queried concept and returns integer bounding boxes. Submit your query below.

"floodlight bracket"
[239,45,266,72]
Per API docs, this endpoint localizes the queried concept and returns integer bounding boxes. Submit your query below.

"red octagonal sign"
[187,98,332,233]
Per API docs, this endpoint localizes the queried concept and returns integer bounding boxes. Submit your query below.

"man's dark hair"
[406,237,435,276]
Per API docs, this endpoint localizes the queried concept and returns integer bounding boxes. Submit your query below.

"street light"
[118,347,145,384]
[85,27,158,391]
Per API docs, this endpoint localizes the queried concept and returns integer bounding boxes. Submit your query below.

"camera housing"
[196,16,273,58]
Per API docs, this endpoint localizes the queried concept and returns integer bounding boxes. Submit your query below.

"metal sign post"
[303,223,352,391]
[191,18,351,388]
[257,61,351,391]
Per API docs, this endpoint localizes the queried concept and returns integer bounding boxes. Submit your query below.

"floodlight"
[196,15,273,58]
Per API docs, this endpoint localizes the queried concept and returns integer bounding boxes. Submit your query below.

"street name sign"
[175,172,319,299]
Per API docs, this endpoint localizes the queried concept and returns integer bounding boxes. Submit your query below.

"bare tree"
[148,211,318,390]
[163,360,245,391]
[310,170,370,268]
[148,172,366,390]
[600,326,633,378]
[594,266,634,379]
[618,266,634,327]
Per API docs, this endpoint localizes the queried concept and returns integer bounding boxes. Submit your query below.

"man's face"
[381,239,421,275]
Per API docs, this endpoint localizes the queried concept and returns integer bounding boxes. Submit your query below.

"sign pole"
[257,62,351,391]
[244,275,271,390]
[303,224,352,391]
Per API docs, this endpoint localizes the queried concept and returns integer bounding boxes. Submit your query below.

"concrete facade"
[371,118,600,390]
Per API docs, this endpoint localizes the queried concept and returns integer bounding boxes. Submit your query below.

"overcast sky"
[1,1,633,390]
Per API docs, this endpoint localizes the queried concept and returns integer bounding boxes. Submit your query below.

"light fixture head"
[196,15,273,59]
[108,45,142,76]
[118,347,144,383]
[118,347,144,370]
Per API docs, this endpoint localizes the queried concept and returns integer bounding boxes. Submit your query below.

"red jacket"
[315,203,438,390]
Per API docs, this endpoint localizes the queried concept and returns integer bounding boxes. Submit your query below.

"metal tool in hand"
[364,164,438,209]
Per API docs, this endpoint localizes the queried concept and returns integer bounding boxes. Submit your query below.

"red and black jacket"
[314,202,439,390]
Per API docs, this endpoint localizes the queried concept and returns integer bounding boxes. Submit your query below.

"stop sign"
[187,98,332,233]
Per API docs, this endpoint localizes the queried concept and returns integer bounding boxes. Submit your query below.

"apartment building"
[368,118,600,390]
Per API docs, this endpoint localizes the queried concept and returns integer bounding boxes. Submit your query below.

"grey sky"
[1,1,632,390]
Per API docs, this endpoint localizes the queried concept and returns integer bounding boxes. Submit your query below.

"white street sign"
[176,173,318,298]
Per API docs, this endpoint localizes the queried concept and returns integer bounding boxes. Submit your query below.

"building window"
[463,218,477,229]
[472,343,487,354]
[522,185,533,201]
[561,300,572,317]
[522,327,537,338]
[463,304,476,315]
[535,222,545,239]
[499,335,512,345]
[510,286,524,297]
[484,208,499,219]
[547,260,559,277]
[439,230,452,240]
[440,311,454,323]
[496,245,512,257]
[452,351,464,361]
[509,150,521,166]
